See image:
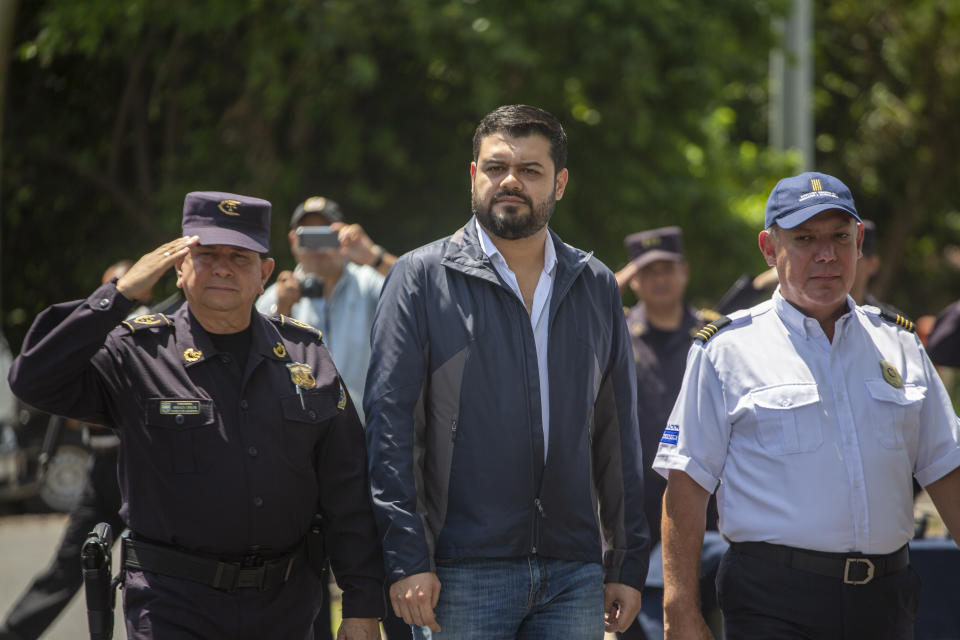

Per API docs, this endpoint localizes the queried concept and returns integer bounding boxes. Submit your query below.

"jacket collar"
[441,216,593,304]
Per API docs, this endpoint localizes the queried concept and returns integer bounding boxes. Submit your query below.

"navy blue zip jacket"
[364,218,650,590]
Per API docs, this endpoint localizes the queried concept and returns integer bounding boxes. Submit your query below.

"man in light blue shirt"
[256,196,396,422]
[656,172,960,640]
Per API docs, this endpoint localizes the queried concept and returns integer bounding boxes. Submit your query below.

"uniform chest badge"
[273,342,287,358]
[880,359,903,388]
[287,362,316,390]
[183,348,203,363]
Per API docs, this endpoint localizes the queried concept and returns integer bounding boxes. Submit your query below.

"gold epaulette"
[694,316,732,343]
[879,309,916,333]
[272,315,324,342]
[122,313,172,333]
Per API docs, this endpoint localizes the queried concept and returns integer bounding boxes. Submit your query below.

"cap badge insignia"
[304,196,327,212]
[287,362,316,390]
[810,177,823,191]
[273,342,287,358]
[217,199,242,216]
[337,381,347,410]
[183,348,203,363]
[641,236,662,248]
[880,359,903,388]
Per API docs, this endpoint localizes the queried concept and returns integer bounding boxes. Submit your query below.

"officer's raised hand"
[116,236,199,303]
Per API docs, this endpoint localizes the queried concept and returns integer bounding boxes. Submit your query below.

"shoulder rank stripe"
[694,316,732,343]
[273,315,324,342]
[122,313,172,333]
[879,309,916,333]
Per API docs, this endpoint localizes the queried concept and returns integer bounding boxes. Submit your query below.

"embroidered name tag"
[661,425,680,445]
[159,400,201,415]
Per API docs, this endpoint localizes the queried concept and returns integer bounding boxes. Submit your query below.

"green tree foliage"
[814,0,960,316]
[3,0,793,348]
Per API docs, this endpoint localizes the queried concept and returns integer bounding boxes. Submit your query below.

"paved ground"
[0,511,125,639]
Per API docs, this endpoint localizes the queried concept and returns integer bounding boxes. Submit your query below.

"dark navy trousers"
[717,547,922,640]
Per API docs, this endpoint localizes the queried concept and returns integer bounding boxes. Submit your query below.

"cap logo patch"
[217,199,242,216]
[799,178,838,202]
[304,196,327,212]
[641,236,662,248]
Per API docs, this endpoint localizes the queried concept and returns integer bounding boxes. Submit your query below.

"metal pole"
[770,0,813,170]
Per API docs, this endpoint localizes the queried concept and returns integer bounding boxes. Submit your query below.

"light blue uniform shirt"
[476,219,556,462]
[654,289,960,554]
[257,261,384,422]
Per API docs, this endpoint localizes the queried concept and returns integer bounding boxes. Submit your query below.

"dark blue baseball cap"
[181,191,271,253]
[764,172,861,229]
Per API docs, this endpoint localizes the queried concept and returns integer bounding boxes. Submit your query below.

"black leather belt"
[121,534,306,592]
[730,541,909,585]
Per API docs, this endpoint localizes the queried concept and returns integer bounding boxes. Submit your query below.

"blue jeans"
[413,556,605,640]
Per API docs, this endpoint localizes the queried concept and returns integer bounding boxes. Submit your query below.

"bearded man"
[364,104,650,639]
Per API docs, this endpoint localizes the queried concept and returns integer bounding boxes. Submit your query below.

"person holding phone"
[256,196,396,422]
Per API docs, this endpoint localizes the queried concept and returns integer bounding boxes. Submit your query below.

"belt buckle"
[843,558,875,585]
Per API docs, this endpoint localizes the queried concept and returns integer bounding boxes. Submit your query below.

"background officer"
[613,227,720,640]
[8,192,384,640]
[655,172,960,640]
[0,262,136,640]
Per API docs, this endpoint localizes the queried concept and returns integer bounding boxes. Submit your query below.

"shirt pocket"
[863,379,925,450]
[279,390,337,469]
[751,384,823,455]
[144,398,216,474]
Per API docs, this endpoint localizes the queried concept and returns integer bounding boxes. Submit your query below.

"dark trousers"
[717,547,922,640]
[1,448,123,640]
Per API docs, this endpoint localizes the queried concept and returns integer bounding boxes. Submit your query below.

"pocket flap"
[145,398,215,429]
[864,379,925,406]
[281,390,340,425]
[750,383,820,410]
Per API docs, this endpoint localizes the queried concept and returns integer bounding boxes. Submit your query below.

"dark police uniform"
[8,192,384,640]
[626,302,718,546]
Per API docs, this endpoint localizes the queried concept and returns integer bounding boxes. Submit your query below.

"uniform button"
[175,415,185,425]
[248,446,258,457]
[308,410,317,421]
[98,298,110,308]
[240,400,249,410]
[253,497,263,507]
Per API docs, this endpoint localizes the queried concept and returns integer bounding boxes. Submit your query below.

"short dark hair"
[472,105,567,173]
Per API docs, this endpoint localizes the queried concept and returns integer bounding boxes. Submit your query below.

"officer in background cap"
[655,172,960,639]
[8,191,385,640]
[614,227,720,640]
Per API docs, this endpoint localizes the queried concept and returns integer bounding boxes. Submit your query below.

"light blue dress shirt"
[654,289,960,554]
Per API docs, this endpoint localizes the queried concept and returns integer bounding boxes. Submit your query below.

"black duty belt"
[730,541,909,585]
[121,534,306,592]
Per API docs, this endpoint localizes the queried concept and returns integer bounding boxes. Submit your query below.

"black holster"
[306,513,327,579]
[81,522,116,640]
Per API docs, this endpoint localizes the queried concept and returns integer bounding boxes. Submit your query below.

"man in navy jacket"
[365,105,650,639]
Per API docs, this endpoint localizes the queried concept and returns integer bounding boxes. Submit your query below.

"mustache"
[492,190,532,207]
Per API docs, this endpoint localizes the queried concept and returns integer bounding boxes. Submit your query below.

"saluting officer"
[8,192,384,640]
[655,172,960,640]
